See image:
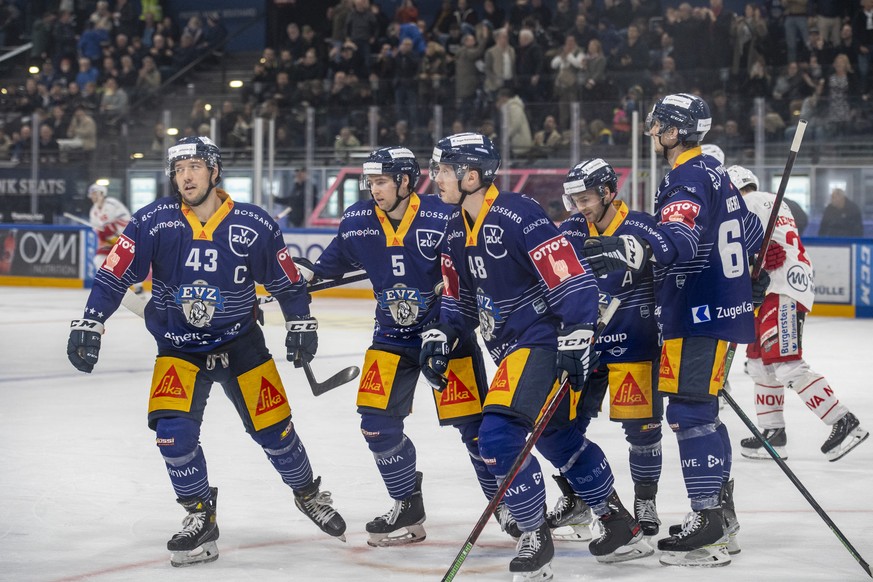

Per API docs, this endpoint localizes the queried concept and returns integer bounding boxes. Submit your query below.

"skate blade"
[825,428,869,462]
[740,445,787,460]
[170,541,219,567]
[366,523,426,547]
[511,562,553,582]
[550,523,592,542]
[594,535,654,563]
[727,532,741,555]
[659,544,731,567]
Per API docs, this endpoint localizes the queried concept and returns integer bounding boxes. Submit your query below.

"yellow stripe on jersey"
[588,201,630,237]
[375,192,420,247]
[464,185,500,247]
[180,189,234,241]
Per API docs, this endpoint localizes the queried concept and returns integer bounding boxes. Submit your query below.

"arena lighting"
[166,127,179,136]
[204,103,212,111]
[131,152,144,159]
[28,66,39,74]
[228,80,243,88]
[95,178,110,186]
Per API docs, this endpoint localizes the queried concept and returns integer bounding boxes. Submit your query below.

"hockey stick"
[257,272,370,308]
[441,297,621,582]
[720,389,872,578]
[63,212,92,227]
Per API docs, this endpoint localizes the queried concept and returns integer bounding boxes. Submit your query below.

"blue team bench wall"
[802,237,873,318]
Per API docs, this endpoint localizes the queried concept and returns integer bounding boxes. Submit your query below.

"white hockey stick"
[63,212,92,227]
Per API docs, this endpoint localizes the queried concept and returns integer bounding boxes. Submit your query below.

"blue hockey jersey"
[440,186,600,363]
[312,192,450,347]
[560,202,660,364]
[636,148,764,343]
[82,190,310,352]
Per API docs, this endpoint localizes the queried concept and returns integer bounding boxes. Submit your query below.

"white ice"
[1,287,871,581]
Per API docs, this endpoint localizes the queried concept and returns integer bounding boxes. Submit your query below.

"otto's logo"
[276,247,301,283]
[102,234,135,277]
[416,228,443,261]
[229,225,258,257]
[528,235,585,290]
[441,253,460,300]
[660,200,700,229]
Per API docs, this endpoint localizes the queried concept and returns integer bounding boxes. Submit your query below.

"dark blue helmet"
[645,93,712,144]
[166,136,222,183]
[360,146,421,191]
[562,158,617,211]
[430,132,501,185]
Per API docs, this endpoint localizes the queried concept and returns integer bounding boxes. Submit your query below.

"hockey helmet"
[430,132,501,185]
[645,93,712,144]
[726,165,760,191]
[562,158,618,211]
[359,146,421,192]
[87,183,108,199]
[701,144,725,165]
[166,136,222,183]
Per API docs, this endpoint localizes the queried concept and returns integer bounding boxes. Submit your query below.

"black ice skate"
[821,412,869,461]
[545,474,592,542]
[509,521,554,582]
[495,502,522,540]
[740,427,787,460]
[294,476,347,541]
[633,481,661,537]
[589,491,653,563]
[167,487,219,567]
[720,479,741,554]
[658,507,730,567]
[366,471,426,547]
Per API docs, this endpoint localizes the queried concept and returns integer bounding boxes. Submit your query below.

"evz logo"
[229,225,258,257]
[378,284,424,326]
[416,228,443,261]
[483,225,507,259]
[176,279,225,327]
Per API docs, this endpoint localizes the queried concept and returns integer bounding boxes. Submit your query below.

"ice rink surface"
[1,287,872,582]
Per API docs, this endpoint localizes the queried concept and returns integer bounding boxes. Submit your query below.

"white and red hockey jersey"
[89,197,131,251]
[743,190,815,310]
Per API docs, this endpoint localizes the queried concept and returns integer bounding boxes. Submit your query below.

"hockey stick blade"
[303,360,360,396]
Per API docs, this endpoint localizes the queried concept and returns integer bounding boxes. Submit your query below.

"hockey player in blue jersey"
[554,159,664,543]
[581,94,764,567]
[292,146,505,547]
[423,132,650,580]
[66,136,346,567]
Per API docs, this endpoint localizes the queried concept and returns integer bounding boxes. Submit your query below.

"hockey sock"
[163,445,211,501]
[559,439,616,515]
[374,436,418,500]
[715,420,732,483]
[747,358,787,429]
[668,400,723,510]
[264,431,314,491]
[775,359,848,425]
[457,421,498,499]
[624,421,662,485]
[497,455,548,532]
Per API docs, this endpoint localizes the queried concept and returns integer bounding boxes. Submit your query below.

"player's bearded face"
[433,163,462,204]
[174,159,216,207]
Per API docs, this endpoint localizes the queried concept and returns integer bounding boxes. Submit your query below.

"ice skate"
[294,476,347,541]
[589,491,653,563]
[366,471,426,547]
[495,502,522,540]
[822,412,869,461]
[720,479,741,554]
[633,481,660,537]
[740,427,787,460]
[545,474,592,542]
[658,508,730,567]
[167,487,219,567]
[509,521,554,582]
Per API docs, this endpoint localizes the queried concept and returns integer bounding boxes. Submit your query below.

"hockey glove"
[67,319,104,373]
[419,325,456,390]
[286,316,318,368]
[751,270,771,307]
[292,256,319,284]
[763,242,786,271]
[556,324,596,390]
[581,235,651,277]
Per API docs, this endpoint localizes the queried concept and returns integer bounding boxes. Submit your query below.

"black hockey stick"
[301,359,361,396]
[258,272,370,309]
[720,389,872,578]
[442,297,621,582]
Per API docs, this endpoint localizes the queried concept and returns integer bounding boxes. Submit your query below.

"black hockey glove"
[581,235,651,277]
[286,316,318,368]
[751,269,771,307]
[556,324,596,390]
[419,325,456,391]
[67,319,104,373]
[292,256,321,285]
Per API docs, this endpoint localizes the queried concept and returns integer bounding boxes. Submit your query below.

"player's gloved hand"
[420,325,456,391]
[286,316,318,368]
[751,270,771,307]
[581,235,651,277]
[763,241,786,270]
[292,256,319,284]
[67,319,105,373]
[556,324,595,389]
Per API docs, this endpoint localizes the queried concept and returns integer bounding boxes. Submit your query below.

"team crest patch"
[378,284,424,326]
[416,228,444,261]
[483,225,507,259]
[176,279,225,328]
[476,288,502,341]
[228,225,258,257]
[661,200,701,229]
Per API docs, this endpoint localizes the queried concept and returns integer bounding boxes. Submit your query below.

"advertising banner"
[0,225,91,284]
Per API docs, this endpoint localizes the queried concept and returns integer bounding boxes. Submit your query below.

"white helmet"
[87,183,107,198]
[726,165,759,191]
[701,144,725,165]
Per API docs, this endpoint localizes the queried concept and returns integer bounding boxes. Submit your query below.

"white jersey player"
[727,165,869,462]
[87,183,132,268]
